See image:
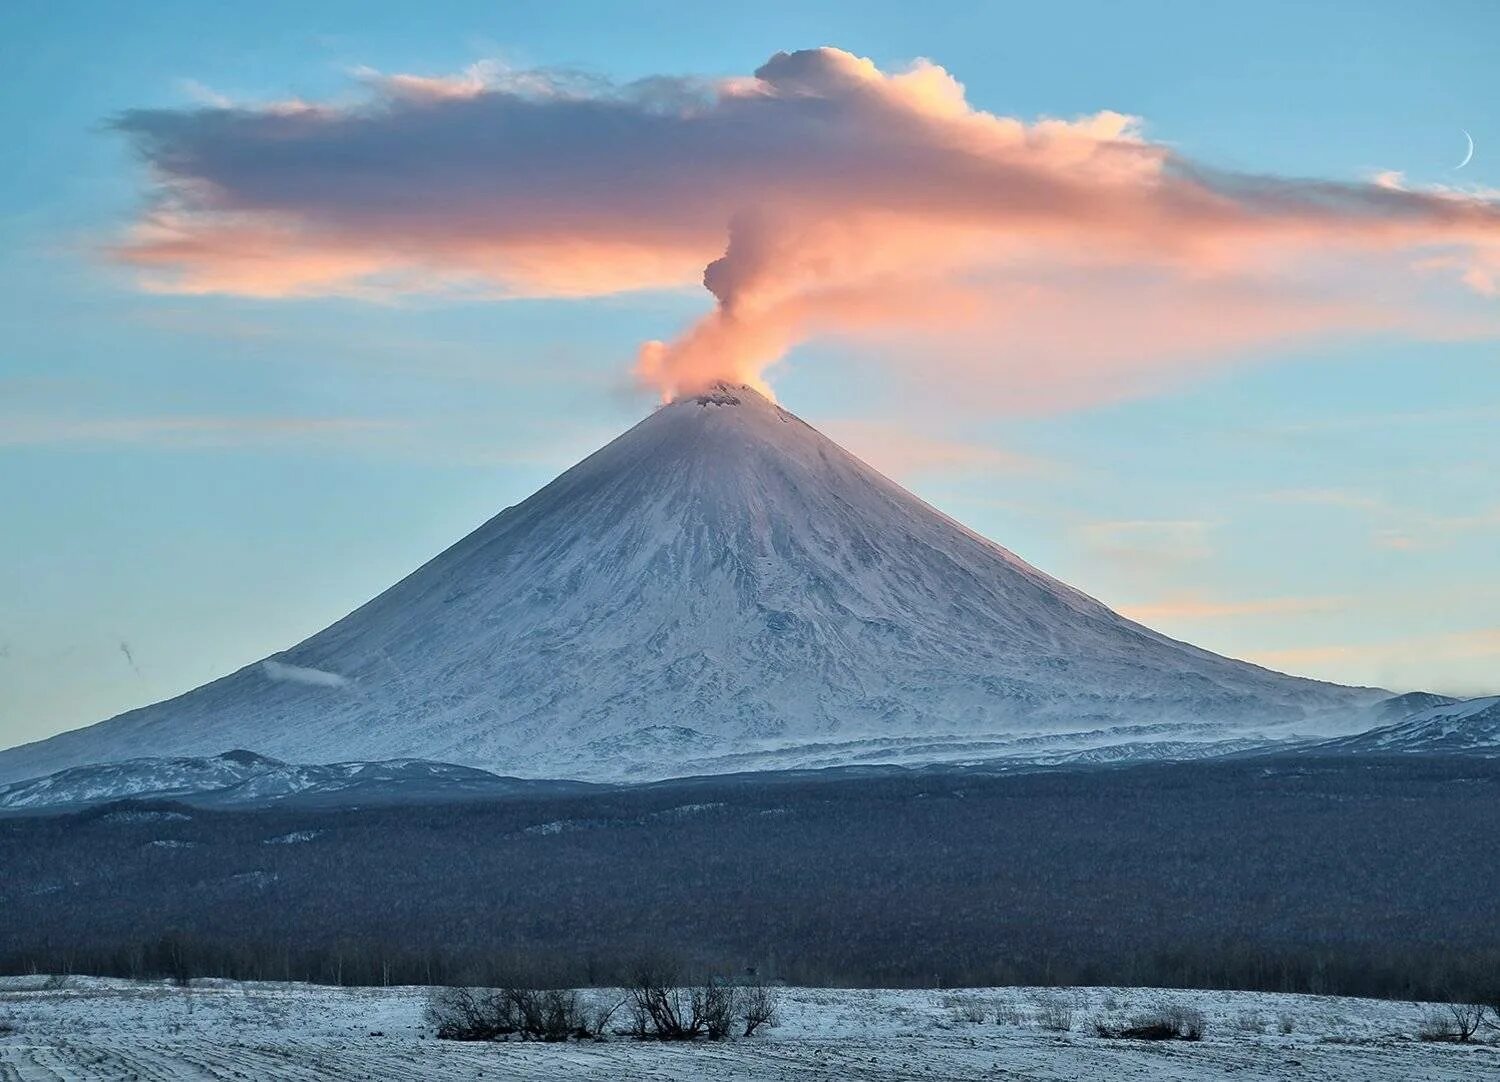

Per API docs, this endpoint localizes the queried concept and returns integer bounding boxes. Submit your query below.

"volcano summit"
[0,384,1379,783]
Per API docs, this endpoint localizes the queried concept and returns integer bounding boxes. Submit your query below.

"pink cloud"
[110,47,1500,406]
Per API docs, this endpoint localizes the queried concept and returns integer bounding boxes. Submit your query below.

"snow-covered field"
[1,977,1496,1080]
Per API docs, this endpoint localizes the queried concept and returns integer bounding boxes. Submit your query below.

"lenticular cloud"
[112,47,1500,406]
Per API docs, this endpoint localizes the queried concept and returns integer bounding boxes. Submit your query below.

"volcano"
[0,384,1380,783]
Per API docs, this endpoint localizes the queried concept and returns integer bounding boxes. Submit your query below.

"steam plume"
[110,47,1500,408]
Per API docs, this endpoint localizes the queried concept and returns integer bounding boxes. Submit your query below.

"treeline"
[3,755,1498,1003]
[5,933,1499,1004]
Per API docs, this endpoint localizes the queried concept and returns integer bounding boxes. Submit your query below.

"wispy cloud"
[1372,507,1500,554]
[1248,628,1500,695]
[261,658,350,688]
[1255,404,1500,435]
[1262,488,1387,511]
[1119,593,1345,623]
[1079,518,1217,567]
[819,420,1054,481]
[0,414,400,450]
[1260,487,1500,554]
[107,47,1500,408]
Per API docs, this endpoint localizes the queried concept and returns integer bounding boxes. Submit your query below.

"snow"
[264,830,321,845]
[0,977,1493,1080]
[1310,696,1500,755]
[0,751,517,811]
[0,752,278,810]
[0,382,1383,786]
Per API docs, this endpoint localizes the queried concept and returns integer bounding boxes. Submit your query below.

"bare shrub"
[944,994,988,1025]
[1277,1012,1296,1035]
[1095,1004,1206,1041]
[427,986,609,1042]
[624,963,743,1040]
[622,963,777,1041]
[1234,1011,1265,1034]
[697,981,740,1040]
[740,982,780,1037]
[624,963,696,1039]
[1419,1011,1453,1042]
[515,989,591,1041]
[580,993,626,1040]
[1034,994,1075,1033]
[426,987,518,1041]
[1419,1002,1485,1043]
[992,1002,1022,1026]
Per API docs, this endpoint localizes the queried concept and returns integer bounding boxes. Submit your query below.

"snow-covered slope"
[0,749,275,810]
[1368,691,1459,725]
[0,750,575,811]
[1308,695,1500,755]
[0,383,1381,783]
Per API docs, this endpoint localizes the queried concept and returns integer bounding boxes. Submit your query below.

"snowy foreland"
[1,977,1496,1080]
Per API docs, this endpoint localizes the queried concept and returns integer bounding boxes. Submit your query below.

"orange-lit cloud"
[111,47,1500,406]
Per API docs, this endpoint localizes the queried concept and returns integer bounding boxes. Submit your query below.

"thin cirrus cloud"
[1261,489,1500,553]
[818,419,1056,481]
[0,415,398,449]
[1247,628,1500,696]
[1078,519,1217,564]
[1118,593,1345,623]
[109,46,1500,409]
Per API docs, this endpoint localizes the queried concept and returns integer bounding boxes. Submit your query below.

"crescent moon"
[1456,129,1474,170]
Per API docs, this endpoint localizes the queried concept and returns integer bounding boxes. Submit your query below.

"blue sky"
[1,1,1497,748]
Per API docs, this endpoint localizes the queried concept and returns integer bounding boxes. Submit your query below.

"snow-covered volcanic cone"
[0,384,1379,782]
